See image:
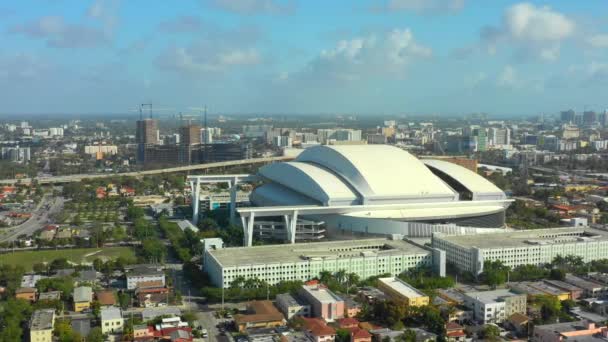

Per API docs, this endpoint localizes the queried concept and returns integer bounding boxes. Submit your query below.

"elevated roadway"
[0,156,292,185]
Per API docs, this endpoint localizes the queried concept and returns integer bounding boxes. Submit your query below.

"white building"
[432,228,608,275]
[462,289,526,324]
[126,267,165,290]
[84,145,118,156]
[1,146,31,163]
[49,127,64,137]
[101,307,124,334]
[204,238,439,288]
[273,135,293,148]
[30,309,55,342]
[276,293,311,319]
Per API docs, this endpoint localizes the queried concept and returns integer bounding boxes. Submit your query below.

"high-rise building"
[1,146,31,163]
[472,128,487,152]
[180,125,202,146]
[488,128,510,146]
[200,128,213,144]
[136,119,159,145]
[136,119,159,164]
[560,110,576,123]
[583,111,597,126]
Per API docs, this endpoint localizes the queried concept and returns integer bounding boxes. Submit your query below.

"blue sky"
[1,0,607,116]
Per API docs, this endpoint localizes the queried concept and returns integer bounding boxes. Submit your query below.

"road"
[0,196,65,242]
[0,156,293,185]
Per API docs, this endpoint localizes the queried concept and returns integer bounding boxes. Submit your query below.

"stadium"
[246,145,512,239]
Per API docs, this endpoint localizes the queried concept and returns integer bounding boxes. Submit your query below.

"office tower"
[583,111,597,126]
[489,128,510,146]
[560,110,575,124]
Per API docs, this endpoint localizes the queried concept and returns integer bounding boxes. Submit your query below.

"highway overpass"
[0,156,292,185]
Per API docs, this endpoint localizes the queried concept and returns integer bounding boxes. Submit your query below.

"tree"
[335,329,351,342]
[539,296,562,323]
[482,325,500,341]
[87,327,104,342]
[481,260,510,289]
[549,268,565,281]
[399,330,417,342]
[140,239,166,263]
[55,320,82,342]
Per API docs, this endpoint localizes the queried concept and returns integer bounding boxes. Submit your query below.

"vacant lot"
[0,247,136,271]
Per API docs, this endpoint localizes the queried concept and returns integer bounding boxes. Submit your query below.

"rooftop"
[378,277,426,299]
[73,286,93,302]
[301,284,343,304]
[234,300,284,325]
[101,307,122,321]
[128,266,165,277]
[433,227,608,249]
[464,289,523,304]
[30,309,54,331]
[208,238,429,267]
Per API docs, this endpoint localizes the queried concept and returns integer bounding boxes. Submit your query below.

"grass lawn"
[0,247,136,271]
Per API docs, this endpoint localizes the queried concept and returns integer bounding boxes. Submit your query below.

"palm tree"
[319,270,332,284]
[335,269,347,284]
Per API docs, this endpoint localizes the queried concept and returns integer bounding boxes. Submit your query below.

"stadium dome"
[250,145,511,235]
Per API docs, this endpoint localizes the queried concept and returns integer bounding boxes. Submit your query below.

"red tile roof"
[302,317,336,337]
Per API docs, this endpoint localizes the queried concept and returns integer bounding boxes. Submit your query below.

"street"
[0,195,65,242]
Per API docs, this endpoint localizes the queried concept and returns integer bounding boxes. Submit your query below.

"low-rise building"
[445,322,466,342]
[15,287,37,302]
[96,290,116,307]
[377,277,429,307]
[463,289,527,324]
[344,297,362,318]
[543,280,584,300]
[276,293,310,319]
[564,274,608,298]
[299,283,344,322]
[432,228,608,274]
[205,238,436,288]
[234,300,285,332]
[38,291,61,302]
[506,313,530,337]
[126,266,166,290]
[350,328,372,342]
[301,317,336,342]
[73,286,93,312]
[101,307,124,334]
[510,281,570,301]
[532,320,608,342]
[71,318,91,339]
[29,309,55,342]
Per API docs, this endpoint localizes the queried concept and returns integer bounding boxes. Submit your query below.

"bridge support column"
[190,178,201,225]
[229,177,238,226]
[241,213,255,247]
[283,210,298,244]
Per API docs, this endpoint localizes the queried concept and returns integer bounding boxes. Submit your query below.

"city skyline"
[1,0,608,115]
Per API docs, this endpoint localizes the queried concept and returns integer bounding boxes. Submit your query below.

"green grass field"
[0,247,136,271]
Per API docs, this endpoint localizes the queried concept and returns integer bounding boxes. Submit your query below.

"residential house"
[445,322,466,342]
[137,292,168,308]
[344,297,362,318]
[38,291,61,302]
[234,300,285,332]
[71,318,91,339]
[73,286,93,312]
[15,287,37,302]
[301,317,336,342]
[29,309,55,342]
[350,328,372,342]
[96,290,117,307]
[507,313,530,337]
[101,307,124,334]
[336,318,360,330]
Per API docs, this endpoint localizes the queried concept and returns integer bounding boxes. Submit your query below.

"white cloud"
[206,0,295,15]
[479,2,575,61]
[464,72,487,88]
[9,16,110,48]
[376,0,465,13]
[157,46,261,74]
[300,28,431,82]
[587,34,608,48]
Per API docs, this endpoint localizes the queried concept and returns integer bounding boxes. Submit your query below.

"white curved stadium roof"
[422,159,506,201]
[251,145,506,208]
[296,145,458,204]
[259,162,358,206]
